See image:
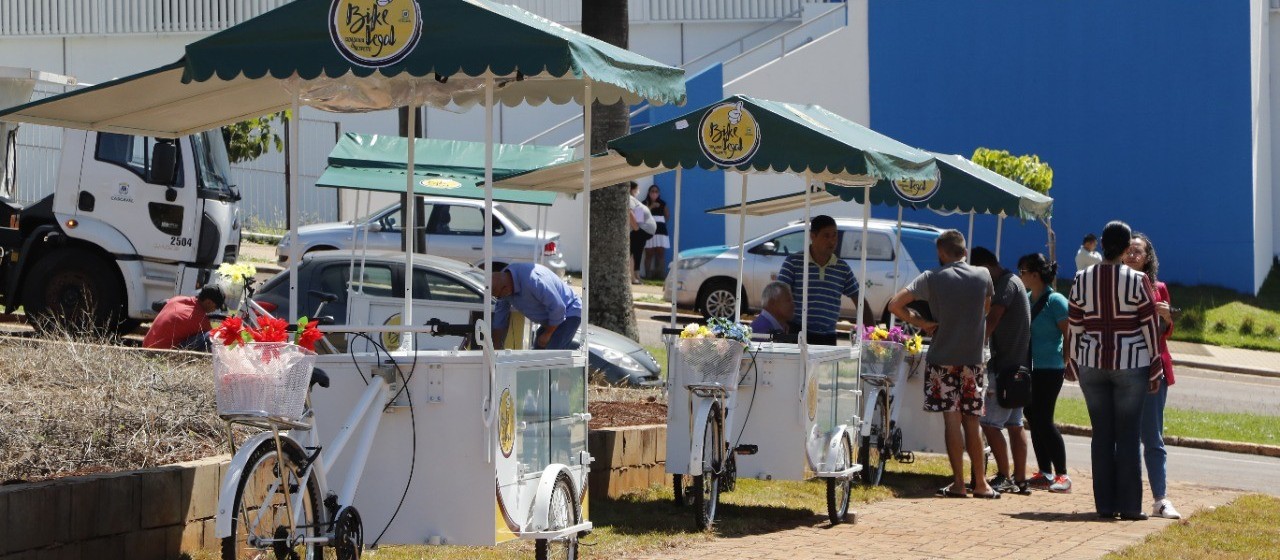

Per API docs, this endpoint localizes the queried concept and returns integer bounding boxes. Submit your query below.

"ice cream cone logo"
[329,0,422,67]
[698,100,760,166]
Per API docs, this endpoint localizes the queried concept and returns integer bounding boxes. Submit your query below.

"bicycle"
[856,337,921,487]
[213,317,472,560]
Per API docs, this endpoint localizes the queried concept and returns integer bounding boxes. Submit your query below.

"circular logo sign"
[891,172,942,204]
[382,313,402,350]
[697,101,761,167]
[498,388,516,458]
[329,0,423,68]
[419,178,461,190]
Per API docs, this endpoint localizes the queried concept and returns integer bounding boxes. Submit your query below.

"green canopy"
[316,133,567,206]
[827,152,1053,221]
[0,0,686,137]
[607,95,938,185]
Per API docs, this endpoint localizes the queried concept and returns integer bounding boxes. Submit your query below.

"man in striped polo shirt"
[776,215,864,345]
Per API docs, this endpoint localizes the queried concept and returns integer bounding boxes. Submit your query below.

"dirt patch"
[589,400,667,429]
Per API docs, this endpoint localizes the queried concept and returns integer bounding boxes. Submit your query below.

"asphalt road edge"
[1058,423,1280,458]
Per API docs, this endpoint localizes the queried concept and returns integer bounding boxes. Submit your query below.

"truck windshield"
[191,130,238,200]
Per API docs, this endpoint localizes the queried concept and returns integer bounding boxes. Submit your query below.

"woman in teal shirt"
[1017,253,1072,494]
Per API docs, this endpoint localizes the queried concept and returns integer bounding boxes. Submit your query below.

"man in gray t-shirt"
[888,230,997,498]
[971,247,1032,495]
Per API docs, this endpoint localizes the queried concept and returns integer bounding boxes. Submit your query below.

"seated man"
[491,262,582,350]
[750,281,794,339]
[143,286,225,351]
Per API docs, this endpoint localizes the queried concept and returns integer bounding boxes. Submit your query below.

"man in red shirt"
[143,286,225,351]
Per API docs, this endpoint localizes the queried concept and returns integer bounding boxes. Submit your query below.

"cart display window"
[516,366,588,477]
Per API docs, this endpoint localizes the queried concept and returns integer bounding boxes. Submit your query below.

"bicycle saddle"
[308,290,339,304]
[310,368,330,389]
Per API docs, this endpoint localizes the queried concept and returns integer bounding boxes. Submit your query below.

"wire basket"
[676,337,746,386]
[212,342,317,422]
[860,340,906,385]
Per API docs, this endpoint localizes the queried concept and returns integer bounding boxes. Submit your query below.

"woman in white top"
[643,184,670,280]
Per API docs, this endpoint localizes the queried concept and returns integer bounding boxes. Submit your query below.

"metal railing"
[507,0,809,24]
[0,0,289,36]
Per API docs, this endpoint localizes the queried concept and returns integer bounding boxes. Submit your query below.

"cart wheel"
[535,474,579,560]
[693,405,724,531]
[858,393,890,486]
[826,433,854,524]
[673,474,690,507]
[330,506,363,560]
[221,439,322,560]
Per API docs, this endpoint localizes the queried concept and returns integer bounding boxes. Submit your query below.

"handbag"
[996,291,1048,409]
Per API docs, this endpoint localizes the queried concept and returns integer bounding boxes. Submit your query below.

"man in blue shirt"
[776,215,871,345]
[750,281,793,338]
[491,262,582,350]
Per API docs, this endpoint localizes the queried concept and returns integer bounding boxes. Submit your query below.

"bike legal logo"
[329,0,422,68]
[381,313,402,350]
[890,170,941,204]
[697,101,760,167]
[806,374,819,421]
[498,388,516,458]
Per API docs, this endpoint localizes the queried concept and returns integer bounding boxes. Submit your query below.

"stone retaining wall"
[0,456,229,560]
[587,424,668,499]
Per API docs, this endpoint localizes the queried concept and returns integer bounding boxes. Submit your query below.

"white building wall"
[720,0,870,246]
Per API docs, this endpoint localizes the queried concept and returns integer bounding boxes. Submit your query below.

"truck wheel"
[24,248,124,335]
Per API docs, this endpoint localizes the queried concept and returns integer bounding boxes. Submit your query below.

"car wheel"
[697,279,742,320]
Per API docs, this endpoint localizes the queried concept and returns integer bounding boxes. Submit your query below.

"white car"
[665,218,943,322]
[276,197,567,276]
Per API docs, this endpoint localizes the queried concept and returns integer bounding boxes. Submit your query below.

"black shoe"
[1119,512,1149,521]
[989,475,1017,494]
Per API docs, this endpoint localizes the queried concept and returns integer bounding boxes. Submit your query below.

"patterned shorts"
[923,364,987,416]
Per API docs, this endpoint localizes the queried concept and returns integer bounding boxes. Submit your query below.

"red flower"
[212,316,244,346]
[297,321,323,352]
[248,316,290,343]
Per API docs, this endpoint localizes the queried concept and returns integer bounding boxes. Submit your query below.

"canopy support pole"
[801,173,813,361]
[287,94,301,323]
[889,205,904,329]
[668,169,682,328]
[580,81,592,353]
[483,78,495,347]
[967,211,975,263]
[358,190,371,296]
[856,184,871,340]
[1045,217,1057,264]
[996,212,1005,262]
[734,173,748,322]
[400,96,418,351]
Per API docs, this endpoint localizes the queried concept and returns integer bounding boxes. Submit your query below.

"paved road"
[1062,434,1280,496]
[1058,366,1280,416]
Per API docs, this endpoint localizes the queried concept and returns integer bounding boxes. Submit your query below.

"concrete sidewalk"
[633,472,1241,560]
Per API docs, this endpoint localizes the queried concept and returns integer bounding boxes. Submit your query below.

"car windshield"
[494,204,532,232]
[359,202,400,224]
[191,130,237,199]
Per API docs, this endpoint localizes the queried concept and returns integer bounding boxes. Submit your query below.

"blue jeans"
[1141,376,1169,500]
[535,316,581,350]
[1077,366,1148,516]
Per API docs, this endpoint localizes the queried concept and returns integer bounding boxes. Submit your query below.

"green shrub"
[1178,307,1204,330]
[1264,325,1278,338]
[1212,320,1229,334]
[1239,317,1256,336]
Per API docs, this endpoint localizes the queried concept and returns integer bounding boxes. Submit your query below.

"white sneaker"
[1153,498,1182,519]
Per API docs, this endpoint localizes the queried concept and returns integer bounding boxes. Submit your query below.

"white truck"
[0,67,242,332]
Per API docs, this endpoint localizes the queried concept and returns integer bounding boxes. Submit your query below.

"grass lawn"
[1163,261,1280,352]
[646,344,668,378]
[1106,494,1280,560]
[1055,397,1280,447]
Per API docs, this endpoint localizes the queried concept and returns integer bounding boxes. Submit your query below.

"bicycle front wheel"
[222,438,329,560]
[859,393,890,487]
[693,404,724,531]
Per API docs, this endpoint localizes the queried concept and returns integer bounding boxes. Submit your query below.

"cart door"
[514,365,588,495]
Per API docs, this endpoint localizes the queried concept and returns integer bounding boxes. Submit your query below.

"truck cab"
[0,124,241,331]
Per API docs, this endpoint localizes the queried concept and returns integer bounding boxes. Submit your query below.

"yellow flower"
[870,328,889,341]
[217,262,258,282]
[905,333,924,355]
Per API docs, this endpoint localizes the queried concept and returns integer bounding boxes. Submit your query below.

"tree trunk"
[581,0,639,341]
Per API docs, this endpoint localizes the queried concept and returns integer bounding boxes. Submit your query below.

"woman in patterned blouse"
[1066,220,1163,521]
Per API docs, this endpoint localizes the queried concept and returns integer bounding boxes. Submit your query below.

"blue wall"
[868,1,1254,292]
[634,64,727,262]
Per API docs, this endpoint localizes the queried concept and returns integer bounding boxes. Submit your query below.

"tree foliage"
[222,111,289,164]
[971,147,1053,194]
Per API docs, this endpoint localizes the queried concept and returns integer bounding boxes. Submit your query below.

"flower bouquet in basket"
[210,315,322,421]
[859,326,921,381]
[676,317,751,385]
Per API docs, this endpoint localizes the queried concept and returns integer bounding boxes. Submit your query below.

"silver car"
[665,218,942,322]
[277,197,567,276]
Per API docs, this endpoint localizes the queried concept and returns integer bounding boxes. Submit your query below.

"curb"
[1057,423,1280,459]
[1170,357,1280,379]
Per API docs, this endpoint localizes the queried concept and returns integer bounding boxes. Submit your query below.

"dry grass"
[0,332,227,483]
